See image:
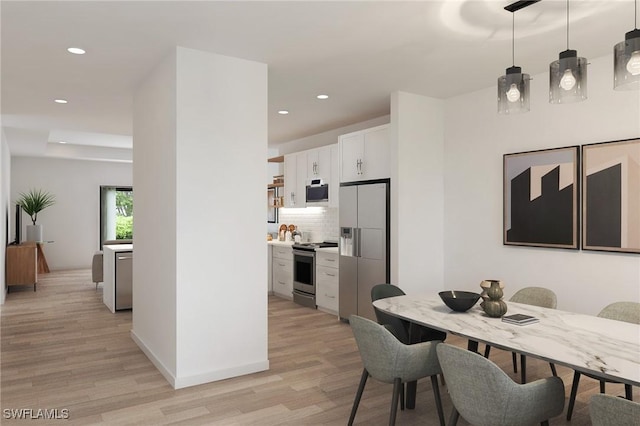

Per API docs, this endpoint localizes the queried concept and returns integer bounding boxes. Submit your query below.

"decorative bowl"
[439,291,481,312]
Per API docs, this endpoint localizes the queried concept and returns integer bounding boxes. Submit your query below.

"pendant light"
[614,0,640,90]
[498,4,534,115]
[549,0,587,103]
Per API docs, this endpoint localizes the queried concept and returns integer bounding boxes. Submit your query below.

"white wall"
[1,129,10,304]
[10,157,132,270]
[390,92,445,296]
[133,47,268,389]
[443,54,640,315]
[132,49,178,382]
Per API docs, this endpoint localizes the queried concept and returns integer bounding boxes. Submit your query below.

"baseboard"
[173,360,270,390]
[130,330,269,390]
[130,329,177,388]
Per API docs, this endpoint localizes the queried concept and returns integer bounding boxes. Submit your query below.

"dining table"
[372,294,640,408]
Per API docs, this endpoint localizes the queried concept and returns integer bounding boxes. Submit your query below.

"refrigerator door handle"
[354,227,361,258]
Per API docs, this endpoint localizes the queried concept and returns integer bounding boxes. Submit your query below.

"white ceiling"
[1,0,635,160]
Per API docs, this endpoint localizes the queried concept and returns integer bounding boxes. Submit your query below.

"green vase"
[481,280,507,317]
[481,299,508,318]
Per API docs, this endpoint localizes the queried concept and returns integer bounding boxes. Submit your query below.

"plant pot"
[26,224,43,242]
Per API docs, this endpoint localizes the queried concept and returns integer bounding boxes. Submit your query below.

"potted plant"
[16,189,55,242]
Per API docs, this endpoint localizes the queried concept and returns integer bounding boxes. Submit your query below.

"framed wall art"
[504,146,579,249]
[582,138,640,254]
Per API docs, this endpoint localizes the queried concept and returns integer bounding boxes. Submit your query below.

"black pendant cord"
[512,13,515,66]
[566,0,570,50]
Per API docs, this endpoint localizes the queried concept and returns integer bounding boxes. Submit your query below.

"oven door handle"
[293,250,315,258]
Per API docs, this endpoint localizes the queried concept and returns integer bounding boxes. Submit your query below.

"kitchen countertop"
[267,240,338,254]
[316,247,338,254]
[268,240,294,247]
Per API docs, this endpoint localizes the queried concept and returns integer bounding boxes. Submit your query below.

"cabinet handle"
[325,272,336,277]
[278,280,285,285]
[325,294,336,299]
[325,258,336,262]
[291,192,295,205]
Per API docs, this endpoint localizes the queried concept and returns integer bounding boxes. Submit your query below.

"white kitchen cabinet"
[267,245,273,294]
[316,250,339,314]
[284,152,307,208]
[307,145,332,180]
[329,144,339,208]
[272,245,293,299]
[339,124,390,183]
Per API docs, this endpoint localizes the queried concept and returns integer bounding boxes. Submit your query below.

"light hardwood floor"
[1,270,635,425]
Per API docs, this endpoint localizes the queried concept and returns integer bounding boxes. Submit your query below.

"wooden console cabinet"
[5,243,38,291]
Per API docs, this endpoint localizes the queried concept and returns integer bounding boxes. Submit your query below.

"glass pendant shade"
[498,66,530,114]
[614,29,640,90]
[549,49,588,103]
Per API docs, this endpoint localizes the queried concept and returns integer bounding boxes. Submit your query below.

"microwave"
[306,179,329,203]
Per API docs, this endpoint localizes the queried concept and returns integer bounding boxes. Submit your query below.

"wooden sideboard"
[5,243,38,291]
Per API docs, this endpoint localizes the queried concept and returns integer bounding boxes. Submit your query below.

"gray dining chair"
[437,343,565,426]
[371,283,447,411]
[566,301,640,421]
[348,314,445,426]
[484,286,558,383]
[371,283,447,345]
[590,394,640,426]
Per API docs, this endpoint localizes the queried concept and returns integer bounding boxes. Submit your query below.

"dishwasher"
[115,251,133,310]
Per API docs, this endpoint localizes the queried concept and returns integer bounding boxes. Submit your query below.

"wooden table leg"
[36,243,50,274]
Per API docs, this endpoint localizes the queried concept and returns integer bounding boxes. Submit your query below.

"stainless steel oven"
[292,248,316,308]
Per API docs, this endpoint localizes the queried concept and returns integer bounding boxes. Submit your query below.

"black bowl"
[439,291,481,312]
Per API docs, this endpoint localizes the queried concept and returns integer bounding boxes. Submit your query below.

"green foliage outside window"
[116,216,133,239]
[115,191,133,239]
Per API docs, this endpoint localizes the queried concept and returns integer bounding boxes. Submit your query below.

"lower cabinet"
[316,251,339,313]
[272,246,293,299]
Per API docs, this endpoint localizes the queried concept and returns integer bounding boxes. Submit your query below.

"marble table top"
[373,295,640,387]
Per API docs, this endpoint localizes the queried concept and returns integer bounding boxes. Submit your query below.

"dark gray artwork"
[583,139,640,254]
[504,146,579,249]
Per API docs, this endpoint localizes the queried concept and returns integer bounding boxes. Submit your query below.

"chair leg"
[348,368,368,426]
[512,352,518,373]
[599,380,605,394]
[549,363,557,377]
[430,375,445,426]
[448,407,460,426]
[483,344,491,358]
[400,383,404,411]
[625,384,633,400]
[389,378,402,426]
[520,354,527,384]
[566,371,582,421]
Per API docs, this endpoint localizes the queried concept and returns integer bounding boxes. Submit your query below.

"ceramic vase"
[479,279,504,301]
[26,224,43,242]
[480,280,508,318]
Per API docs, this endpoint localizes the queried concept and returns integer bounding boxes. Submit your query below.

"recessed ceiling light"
[278,110,289,115]
[316,94,329,100]
[59,141,67,144]
[54,99,68,104]
[67,47,86,55]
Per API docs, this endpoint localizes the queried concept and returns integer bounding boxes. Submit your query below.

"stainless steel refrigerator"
[339,180,390,321]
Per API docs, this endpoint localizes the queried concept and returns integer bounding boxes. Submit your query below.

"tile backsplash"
[276,207,338,242]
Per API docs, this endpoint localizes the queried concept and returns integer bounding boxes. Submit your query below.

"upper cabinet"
[284,151,307,208]
[307,145,332,180]
[339,124,390,183]
[283,144,339,208]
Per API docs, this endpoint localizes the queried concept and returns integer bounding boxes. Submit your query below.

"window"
[100,186,133,249]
